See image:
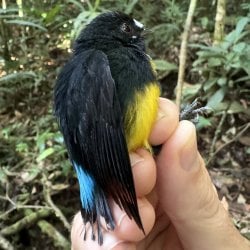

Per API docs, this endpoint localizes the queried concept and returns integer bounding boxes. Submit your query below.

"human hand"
[71,98,250,250]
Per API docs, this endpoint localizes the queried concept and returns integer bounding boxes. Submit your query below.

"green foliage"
[153,59,178,79]
[144,0,188,55]
[192,17,250,114]
[5,19,47,31]
[71,9,100,40]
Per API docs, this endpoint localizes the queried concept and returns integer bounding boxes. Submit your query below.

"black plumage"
[54,11,157,244]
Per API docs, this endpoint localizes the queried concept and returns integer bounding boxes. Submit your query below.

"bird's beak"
[141,28,152,37]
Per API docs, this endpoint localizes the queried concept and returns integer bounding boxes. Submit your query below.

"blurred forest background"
[0,0,249,249]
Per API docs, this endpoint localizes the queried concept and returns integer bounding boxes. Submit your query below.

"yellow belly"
[124,82,160,152]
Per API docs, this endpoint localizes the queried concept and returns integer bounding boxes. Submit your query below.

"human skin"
[71,98,250,250]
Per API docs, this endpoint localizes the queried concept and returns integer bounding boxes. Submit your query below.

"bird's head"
[75,11,146,51]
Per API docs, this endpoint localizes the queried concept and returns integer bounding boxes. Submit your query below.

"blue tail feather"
[73,162,95,211]
[73,161,115,245]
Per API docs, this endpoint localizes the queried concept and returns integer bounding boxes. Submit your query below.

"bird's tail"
[80,184,115,245]
[74,162,115,245]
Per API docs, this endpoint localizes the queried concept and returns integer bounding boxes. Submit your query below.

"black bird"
[54,11,161,244]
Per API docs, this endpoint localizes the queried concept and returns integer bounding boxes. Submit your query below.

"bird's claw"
[180,98,210,124]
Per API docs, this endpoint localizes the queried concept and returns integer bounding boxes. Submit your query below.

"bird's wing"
[54,49,143,233]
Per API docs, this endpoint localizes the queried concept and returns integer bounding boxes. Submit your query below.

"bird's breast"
[124,82,160,152]
[107,48,160,151]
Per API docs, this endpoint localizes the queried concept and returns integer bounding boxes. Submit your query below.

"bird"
[54,11,160,245]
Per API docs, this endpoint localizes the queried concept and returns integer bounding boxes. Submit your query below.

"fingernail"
[111,202,127,227]
[157,109,166,121]
[180,125,199,171]
[117,212,127,227]
[109,241,123,250]
[130,152,144,167]
[110,242,136,250]
[157,98,177,121]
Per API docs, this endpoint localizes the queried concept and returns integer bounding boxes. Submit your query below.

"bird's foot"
[153,99,210,156]
[180,98,210,124]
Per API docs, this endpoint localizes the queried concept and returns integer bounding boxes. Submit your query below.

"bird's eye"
[121,23,132,33]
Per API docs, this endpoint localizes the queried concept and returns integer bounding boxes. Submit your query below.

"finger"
[130,148,156,197]
[163,224,184,250]
[71,212,137,250]
[156,120,245,249]
[71,198,155,249]
[156,120,217,219]
[71,212,125,250]
[112,198,155,242]
[149,98,179,146]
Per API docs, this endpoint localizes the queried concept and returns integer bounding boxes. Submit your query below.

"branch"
[176,0,197,108]
[38,220,70,250]
[213,0,226,45]
[43,175,71,231]
[208,107,229,163]
[0,183,51,220]
[0,234,14,250]
[0,209,52,236]
[208,122,250,165]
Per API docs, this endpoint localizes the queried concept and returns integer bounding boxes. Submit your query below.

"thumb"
[156,120,217,221]
[156,120,246,250]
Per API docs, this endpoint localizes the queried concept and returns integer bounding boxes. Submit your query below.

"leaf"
[208,57,222,67]
[36,148,55,162]
[232,42,247,53]
[246,147,250,154]
[72,11,99,39]
[0,14,19,19]
[16,142,28,153]
[67,0,85,11]
[0,168,8,185]
[235,17,249,37]
[0,8,18,14]
[0,71,36,83]
[5,20,47,31]
[0,87,13,93]
[42,5,61,24]
[182,82,201,99]
[200,17,209,29]
[235,75,250,83]
[125,0,139,14]
[192,58,205,67]
[21,168,40,183]
[191,44,225,54]
[207,88,226,110]
[196,116,212,130]
[217,77,227,86]
[153,59,177,71]
[61,161,72,176]
[54,134,64,144]
[228,101,250,115]
[240,49,250,75]
[223,18,249,49]
[204,78,218,91]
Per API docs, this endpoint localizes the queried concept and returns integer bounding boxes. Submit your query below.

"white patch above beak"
[133,19,144,29]
[132,35,137,39]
